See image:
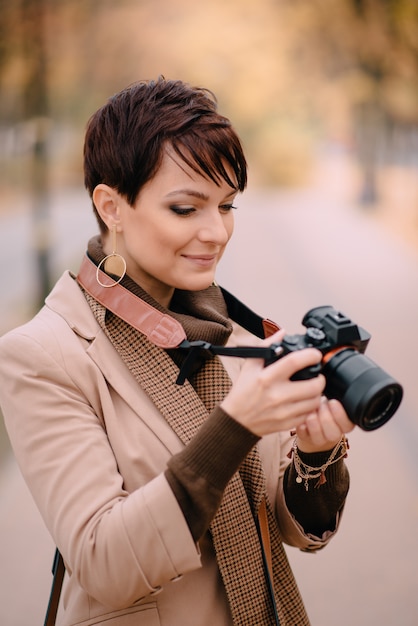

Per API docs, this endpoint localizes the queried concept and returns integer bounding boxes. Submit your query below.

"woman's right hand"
[220,330,326,437]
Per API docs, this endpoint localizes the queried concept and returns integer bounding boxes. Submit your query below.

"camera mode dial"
[305,327,326,345]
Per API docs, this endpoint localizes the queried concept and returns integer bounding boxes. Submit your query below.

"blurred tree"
[281,0,418,203]
[1,0,418,194]
[20,0,52,307]
[0,0,23,123]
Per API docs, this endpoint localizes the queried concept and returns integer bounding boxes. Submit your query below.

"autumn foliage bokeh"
[1,0,418,237]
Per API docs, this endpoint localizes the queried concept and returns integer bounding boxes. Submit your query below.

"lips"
[182,254,217,267]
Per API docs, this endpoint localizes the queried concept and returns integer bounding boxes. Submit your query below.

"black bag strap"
[43,548,65,626]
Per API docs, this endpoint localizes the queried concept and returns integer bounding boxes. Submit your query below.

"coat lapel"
[85,291,212,445]
[46,272,195,454]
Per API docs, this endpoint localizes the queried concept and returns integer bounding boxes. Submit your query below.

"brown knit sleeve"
[165,406,259,541]
[283,448,350,536]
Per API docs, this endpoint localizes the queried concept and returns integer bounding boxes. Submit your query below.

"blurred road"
[0,188,97,332]
[1,156,418,625]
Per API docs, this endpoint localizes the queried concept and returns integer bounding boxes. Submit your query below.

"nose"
[197,209,232,245]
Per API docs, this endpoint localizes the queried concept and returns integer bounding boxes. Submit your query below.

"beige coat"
[0,272,338,626]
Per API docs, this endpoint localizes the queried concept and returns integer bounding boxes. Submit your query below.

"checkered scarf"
[83,238,310,625]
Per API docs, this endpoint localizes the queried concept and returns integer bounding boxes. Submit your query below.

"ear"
[93,184,121,231]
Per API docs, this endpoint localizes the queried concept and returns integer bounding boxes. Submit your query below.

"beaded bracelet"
[287,435,349,491]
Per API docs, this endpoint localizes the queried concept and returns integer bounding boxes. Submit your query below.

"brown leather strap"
[76,255,187,348]
[262,318,281,338]
[77,254,281,350]
[259,308,281,625]
[258,498,281,625]
[258,497,274,582]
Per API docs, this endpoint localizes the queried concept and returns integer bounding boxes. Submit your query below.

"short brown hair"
[83,77,247,232]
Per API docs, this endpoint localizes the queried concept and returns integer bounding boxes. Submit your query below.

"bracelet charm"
[289,435,349,491]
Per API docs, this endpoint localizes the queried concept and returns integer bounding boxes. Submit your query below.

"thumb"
[262,328,286,346]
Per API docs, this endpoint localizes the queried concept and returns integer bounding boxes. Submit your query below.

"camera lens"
[361,386,401,430]
[323,349,403,431]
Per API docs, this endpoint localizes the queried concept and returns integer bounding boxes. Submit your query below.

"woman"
[0,78,353,626]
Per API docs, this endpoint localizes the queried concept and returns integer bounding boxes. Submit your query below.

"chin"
[180,277,215,292]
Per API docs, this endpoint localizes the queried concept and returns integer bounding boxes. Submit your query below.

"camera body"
[268,306,402,431]
[268,305,371,378]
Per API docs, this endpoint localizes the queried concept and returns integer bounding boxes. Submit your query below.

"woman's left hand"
[295,397,355,453]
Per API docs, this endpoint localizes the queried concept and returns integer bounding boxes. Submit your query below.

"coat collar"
[45,270,102,341]
[44,272,186,452]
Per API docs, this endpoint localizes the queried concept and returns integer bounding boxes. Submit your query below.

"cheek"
[218,225,233,262]
[225,217,234,242]
[128,219,173,250]
[165,223,197,251]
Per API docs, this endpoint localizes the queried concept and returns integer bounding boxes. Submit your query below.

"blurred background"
[1,0,418,624]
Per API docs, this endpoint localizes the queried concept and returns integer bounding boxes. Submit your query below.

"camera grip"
[290,363,322,381]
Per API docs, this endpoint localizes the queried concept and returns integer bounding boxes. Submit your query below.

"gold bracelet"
[288,435,349,491]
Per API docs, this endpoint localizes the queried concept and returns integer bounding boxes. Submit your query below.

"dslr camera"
[267,305,403,431]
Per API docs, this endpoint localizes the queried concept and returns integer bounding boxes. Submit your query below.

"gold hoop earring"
[96,225,127,288]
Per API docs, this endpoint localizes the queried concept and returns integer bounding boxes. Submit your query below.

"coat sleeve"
[0,325,201,609]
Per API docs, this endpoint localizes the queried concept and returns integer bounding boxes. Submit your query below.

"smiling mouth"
[182,254,217,267]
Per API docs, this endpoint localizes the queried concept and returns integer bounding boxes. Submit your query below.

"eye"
[170,205,196,216]
[219,203,237,213]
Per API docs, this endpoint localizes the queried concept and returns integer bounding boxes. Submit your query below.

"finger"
[266,347,323,381]
[288,375,326,403]
[260,373,326,410]
[236,330,287,371]
[283,396,324,422]
[305,405,342,444]
[327,399,356,433]
[296,398,354,449]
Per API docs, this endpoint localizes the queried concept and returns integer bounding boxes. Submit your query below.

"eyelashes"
[170,204,237,216]
[170,206,195,216]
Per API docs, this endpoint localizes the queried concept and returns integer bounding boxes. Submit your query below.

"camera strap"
[76,254,282,384]
[43,549,65,626]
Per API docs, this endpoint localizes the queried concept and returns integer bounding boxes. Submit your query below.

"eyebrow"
[164,188,237,201]
[165,189,209,200]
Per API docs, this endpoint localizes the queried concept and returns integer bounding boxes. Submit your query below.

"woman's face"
[107,148,238,307]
